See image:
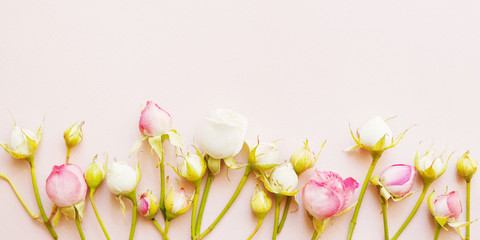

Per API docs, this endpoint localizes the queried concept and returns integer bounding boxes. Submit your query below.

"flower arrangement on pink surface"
[0,104,477,240]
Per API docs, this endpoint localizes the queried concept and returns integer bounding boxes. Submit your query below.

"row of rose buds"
[344,116,477,240]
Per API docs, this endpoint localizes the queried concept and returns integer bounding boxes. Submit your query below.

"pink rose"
[139,101,172,136]
[378,164,415,199]
[46,163,87,207]
[302,170,359,220]
[431,191,462,223]
[139,190,160,219]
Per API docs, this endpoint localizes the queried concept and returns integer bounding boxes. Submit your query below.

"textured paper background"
[1,1,479,239]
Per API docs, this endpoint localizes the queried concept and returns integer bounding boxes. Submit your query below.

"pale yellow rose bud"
[176,152,207,183]
[64,121,85,148]
[165,183,193,220]
[290,140,315,174]
[456,151,477,182]
[250,185,272,218]
[85,155,107,189]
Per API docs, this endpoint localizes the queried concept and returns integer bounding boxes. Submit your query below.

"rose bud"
[139,101,172,137]
[250,185,272,218]
[46,163,88,207]
[139,190,160,219]
[290,140,322,174]
[415,149,451,182]
[456,151,477,182]
[107,161,140,196]
[261,163,300,196]
[249,142,280,171]
[348,116,409,153]
[85,155,107,190]
[165,183,193,220]
[64,121,85,148]
[198,109,248,160]
[371,164,416,201]
[428,190,463,228]
[174,151,207,183]
[302,170,359,237]
[1,122,43,160]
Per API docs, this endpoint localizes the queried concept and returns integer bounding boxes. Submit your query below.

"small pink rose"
[302,170,359,220]
[379,164,416,199]
[432,191,462,221]
[139,101,172,136]
[139,190,159,219]
[46,163,87,207]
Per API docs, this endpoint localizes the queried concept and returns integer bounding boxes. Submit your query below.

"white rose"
[269,163,298,194]
[107,162,139,196]
[357,116,393,149]
[1,124,42,160]
[178,153,207,182]
[415,151,449,181]
[251,142,280,171]
[197,109,248,159]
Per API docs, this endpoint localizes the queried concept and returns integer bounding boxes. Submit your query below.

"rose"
[165,185,192,220]
[249,142,280,171]
[139,190,160,219]
[1,123,43,160]
[290,140,316,174]
[457,151,477,182]
[415,150,450,182]
[250,185,272,218]
[139,101,172,137]
[176,151,206,183]
[85,155,106,190]
[46,163,87,207]
[428,191,463,228]
[303,170,359,220]
[371,164,416,201]
[107,162,140,196]
[262,163,299,196]
[197,109,248,160]
[64,121,85,148]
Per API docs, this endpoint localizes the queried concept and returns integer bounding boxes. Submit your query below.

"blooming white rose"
[250,142,280,171]
[197,109,248,159]
[107,162,140,196]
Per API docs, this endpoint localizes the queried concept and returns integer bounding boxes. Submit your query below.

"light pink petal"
[446,191,462,220]
[303,181,341,220]
[46,164,87,207]
[139,101,172,136]
[139,197,149,215]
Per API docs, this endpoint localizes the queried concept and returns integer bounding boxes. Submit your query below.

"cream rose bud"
[46,163,88,207]
[249,142,280,171]
[139,101,172,137]
[250,185,272,218]
[165,186,193,220]
[197,109,248,159]
[85,156,106,189]
[139,190,160,219]
[1,123,42,160]
[107,162,139,196]
[177,152,207,183]
[290,141,315,174]
[372,164,416,201]
[64,121,85,148]
[415,150,449,182]
[357,116,393,149]
[456,151,477,182]
[266,163,299,195]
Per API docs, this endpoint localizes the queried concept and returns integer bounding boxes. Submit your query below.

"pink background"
[1,1,479,239]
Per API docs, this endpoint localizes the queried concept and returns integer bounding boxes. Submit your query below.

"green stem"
[152,219,165,236]
[311,230,318,240]
[466,180,471,240]
[29,158,58,239]
[160,159,166,219]
[126,193,138,240]
[74,208,86,240]
[66,147,71,163]
[434,223,441,240]
[272,195,283,240]
[0,173,39,219]
[391,180,431,240]
[277,196,292,233]
[199,167,252,239]
[347,151,382,240]
[247,217,264,240]
[89,189,111,240]
[191,181,201,239]
[380,196,389,240]
[164,219,170,239]
[195,171,213,237]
